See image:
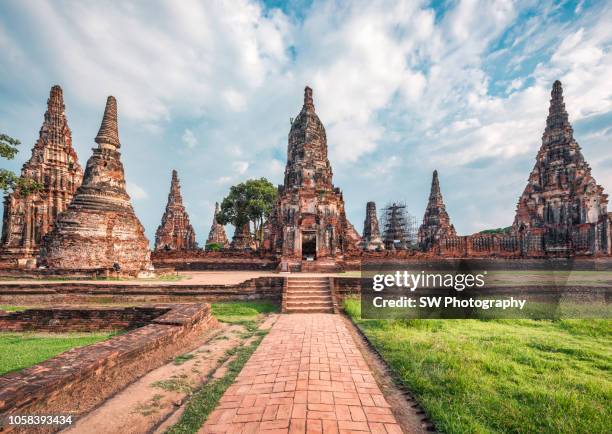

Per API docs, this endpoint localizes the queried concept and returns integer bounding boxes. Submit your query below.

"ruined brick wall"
[0,304,217,430]
[0,307,169,332]
[0,276,284,306]
[151,250,278,270]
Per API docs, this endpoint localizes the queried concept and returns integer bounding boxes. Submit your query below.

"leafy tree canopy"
[0,133,43,196]
[217,178,277,247]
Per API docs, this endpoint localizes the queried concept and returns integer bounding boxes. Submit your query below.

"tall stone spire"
[206,202,229,249]
[154,170,197,251]
[95,96,120,149]
[513,80,611,255]
[0,85,83,268]
[266,85,359,270]
[361,201,384,250]
[39,96,153,274]
[418,170,456,250]
[282,86,332,191]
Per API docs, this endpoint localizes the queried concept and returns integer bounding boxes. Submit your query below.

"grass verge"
[165,327,267,433]
[344,298,612,434]
[0,332,114,376]
[211,301,278,324]
[0,305,29,312]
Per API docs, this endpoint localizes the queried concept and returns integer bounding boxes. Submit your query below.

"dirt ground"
[62,315,277,434]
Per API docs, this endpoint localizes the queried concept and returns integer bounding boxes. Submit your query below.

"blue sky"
[1,0,611,245]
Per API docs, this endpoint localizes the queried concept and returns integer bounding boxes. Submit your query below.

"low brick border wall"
[151,250,279,271]
[0,304,217,433]
[0,307,170,332]
[0,277,284,306]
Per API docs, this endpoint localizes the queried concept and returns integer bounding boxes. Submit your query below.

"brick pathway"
[200,314,402,433]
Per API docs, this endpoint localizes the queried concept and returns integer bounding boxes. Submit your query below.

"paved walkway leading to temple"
[200,314,402,434]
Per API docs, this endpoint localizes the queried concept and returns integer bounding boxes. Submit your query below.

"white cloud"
[126,182,148,200]
[182,128,198,148]
[232,161,249,174]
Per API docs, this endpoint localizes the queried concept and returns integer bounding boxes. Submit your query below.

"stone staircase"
[282,277,334,314]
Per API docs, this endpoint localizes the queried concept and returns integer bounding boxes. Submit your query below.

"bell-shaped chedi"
[154,170,197,251]
[0,85,83,268]
[39,96,153,274]
[361,201,384,250]
[206,202,229,249]
[231,222,255,250]
[418,170,456,250]
[267,86,358,270]
[513,80,611,255]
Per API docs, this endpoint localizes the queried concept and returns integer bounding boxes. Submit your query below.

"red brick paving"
[200,314,402,433]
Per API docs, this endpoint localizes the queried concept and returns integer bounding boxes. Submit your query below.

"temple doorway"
[302,231,316,260]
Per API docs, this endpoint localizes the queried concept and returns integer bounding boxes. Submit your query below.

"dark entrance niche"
[302,231,316,260]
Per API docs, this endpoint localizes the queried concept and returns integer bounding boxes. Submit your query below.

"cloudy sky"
[1,0,611,245]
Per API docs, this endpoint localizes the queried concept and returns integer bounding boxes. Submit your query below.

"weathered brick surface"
[0,276,283,305]
[39,96,152,275]
[0,307,169,332]
[206,202,230,249]
[200,314,401,434]
[0,304,217,433]
[266,87,361,272]
[154,170,197,251]
[0,85,83,269]
[151,250,278,271]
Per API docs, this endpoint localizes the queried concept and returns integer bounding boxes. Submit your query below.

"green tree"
[217,178,277,248]
[0,133,42,196]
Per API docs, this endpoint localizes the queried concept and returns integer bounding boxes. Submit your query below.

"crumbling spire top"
[544,80,571,137]
[304,86,314,110]
[95,96,121,149]
[48,85,64,111]
[430,170,441,199]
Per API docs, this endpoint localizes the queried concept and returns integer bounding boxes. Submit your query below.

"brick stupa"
[231,222,255,250]
[361,201,384,250]
[39,96,153,274]
[418,170,456,250]
[154,170,197,251]
[205,202,229,249]
[267,86,359,271]
[0,85,83,268]
[513,80,611,255]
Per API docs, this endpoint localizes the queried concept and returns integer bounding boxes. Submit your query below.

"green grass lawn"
[0,332,114,376]
[210,301,278,323]
[344,298,612,434]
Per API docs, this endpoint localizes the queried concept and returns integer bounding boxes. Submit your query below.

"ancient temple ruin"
[205,202,229,249]
[0,85,83,268]
[418,170,456,250]
[512,80,611,256]
[266,87,359,270]
[231,223,255,250]
[361,201,384,250]
[39,96,153,274]
[154,170,197,251]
